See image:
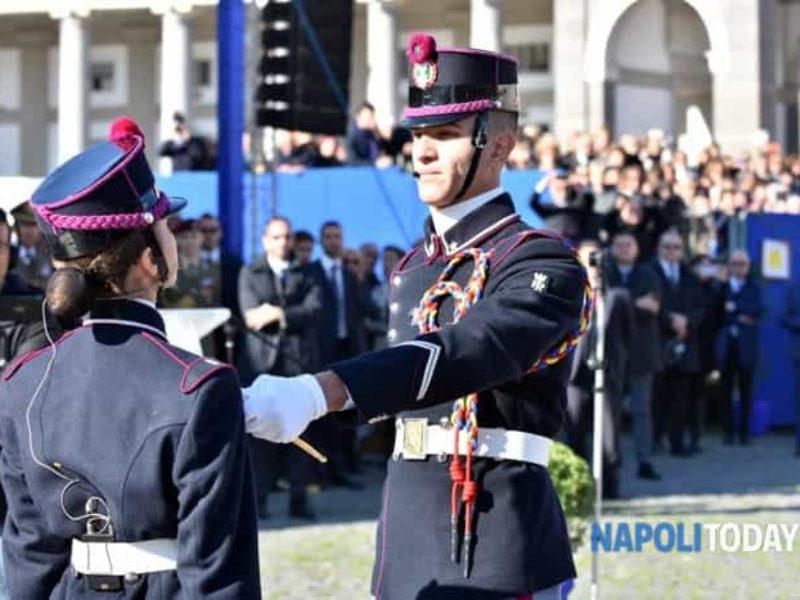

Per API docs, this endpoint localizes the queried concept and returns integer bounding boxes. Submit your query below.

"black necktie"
[274,269,285,301]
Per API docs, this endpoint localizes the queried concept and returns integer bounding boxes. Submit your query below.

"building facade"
[0,0,798,177]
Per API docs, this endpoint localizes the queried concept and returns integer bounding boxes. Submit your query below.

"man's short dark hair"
[383,245,405,260]
[611,229,638,244]
[264,215,291,232]
[320,220,342,237]
[0,208,7,226]
[357,101,375,114]
[198,212,216,221]
[294,230,314,244]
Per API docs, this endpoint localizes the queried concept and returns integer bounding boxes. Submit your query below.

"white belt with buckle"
[393,418,552,467]
[70,538,178,576]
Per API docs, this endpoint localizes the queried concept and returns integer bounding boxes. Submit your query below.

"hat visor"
[164,195,187,216]
[400,112,473,130]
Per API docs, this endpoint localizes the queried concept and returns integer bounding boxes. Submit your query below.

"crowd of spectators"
[525,125,800,496]
[516,125,800,259]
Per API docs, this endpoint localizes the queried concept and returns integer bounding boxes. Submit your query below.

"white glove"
[242,374,328,443]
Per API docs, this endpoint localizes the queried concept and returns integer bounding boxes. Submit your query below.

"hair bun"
[46,267,95,319]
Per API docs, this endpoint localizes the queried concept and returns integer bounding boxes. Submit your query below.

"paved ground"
[258,431,800,600]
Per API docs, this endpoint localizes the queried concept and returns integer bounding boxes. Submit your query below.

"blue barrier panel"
[746,213,800,427]
[156,167,544,261]
[245,167,425,262]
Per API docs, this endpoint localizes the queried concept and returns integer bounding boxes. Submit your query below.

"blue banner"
[156,167,544,261]
[746,213,800,427]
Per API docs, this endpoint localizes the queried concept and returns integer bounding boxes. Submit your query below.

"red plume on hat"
[109,116,145,150]
[407,33,437,65]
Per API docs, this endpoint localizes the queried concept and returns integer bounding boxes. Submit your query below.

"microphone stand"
[589,250,607,600]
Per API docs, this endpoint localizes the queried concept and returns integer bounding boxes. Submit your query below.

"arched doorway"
[605,0,711,138]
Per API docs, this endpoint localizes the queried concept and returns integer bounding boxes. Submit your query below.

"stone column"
[52,8,89,165]
[586,80,608,133]
[553,0,589,136]
[470,0,502,52]
[156,3,192,149]
[710,0,765,153]
[366,0,399,124]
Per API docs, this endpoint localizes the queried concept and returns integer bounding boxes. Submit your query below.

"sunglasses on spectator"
[200,227,219,234]
[661,243,682,250]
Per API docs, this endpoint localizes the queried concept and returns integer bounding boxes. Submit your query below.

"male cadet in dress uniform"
[244,34,591,600]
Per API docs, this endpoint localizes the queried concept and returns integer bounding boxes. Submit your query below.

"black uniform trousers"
[653,369,693,454]
[719,337,754,443]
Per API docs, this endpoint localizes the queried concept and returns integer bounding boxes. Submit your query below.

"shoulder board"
[139,332,234,394]
[493,228,569,267]
[179,356,234,395]
[2,328,80,382]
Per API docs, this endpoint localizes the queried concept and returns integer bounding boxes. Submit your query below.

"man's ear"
[488,132,516,165]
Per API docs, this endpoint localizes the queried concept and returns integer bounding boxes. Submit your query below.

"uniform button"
[389,302,399,314]
[393,275,402,287]
[124,573,141,583]
[387,329,397,342]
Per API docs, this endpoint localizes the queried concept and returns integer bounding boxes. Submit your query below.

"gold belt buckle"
[402,418,429,460]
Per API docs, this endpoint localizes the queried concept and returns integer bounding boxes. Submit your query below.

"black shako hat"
[29,117,186,260]
[401,33,520,129]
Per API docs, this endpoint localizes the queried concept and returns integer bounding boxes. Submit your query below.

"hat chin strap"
[454,111,490,202]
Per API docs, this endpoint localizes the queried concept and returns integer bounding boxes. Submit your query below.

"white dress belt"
[393,418,552,467]
[70,538,178,576]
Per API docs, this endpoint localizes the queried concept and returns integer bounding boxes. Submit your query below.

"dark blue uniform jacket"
[0,299,260,599]
[331,194,586,599]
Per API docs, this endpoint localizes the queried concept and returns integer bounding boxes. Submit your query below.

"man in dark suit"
[652,229,706,456]
[310,221,367,365]
[198,214,242,316]
[197,213,243,362]
[309,220,367,481]
[714,250,762,445]
[607,231,663,479]
[238,216,322,518]
[567,240,633,498]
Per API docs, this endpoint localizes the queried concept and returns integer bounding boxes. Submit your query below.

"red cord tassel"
[449,425,465,562]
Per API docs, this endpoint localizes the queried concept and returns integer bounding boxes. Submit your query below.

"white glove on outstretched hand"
[242,374,328,443]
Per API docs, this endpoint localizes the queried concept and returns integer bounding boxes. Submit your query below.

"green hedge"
[549,441,595,550]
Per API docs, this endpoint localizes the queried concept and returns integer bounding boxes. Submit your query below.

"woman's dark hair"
[46,228,167,319]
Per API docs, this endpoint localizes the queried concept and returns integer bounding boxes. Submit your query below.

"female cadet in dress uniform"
[244,35,591,600]
[0,118,260,599]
